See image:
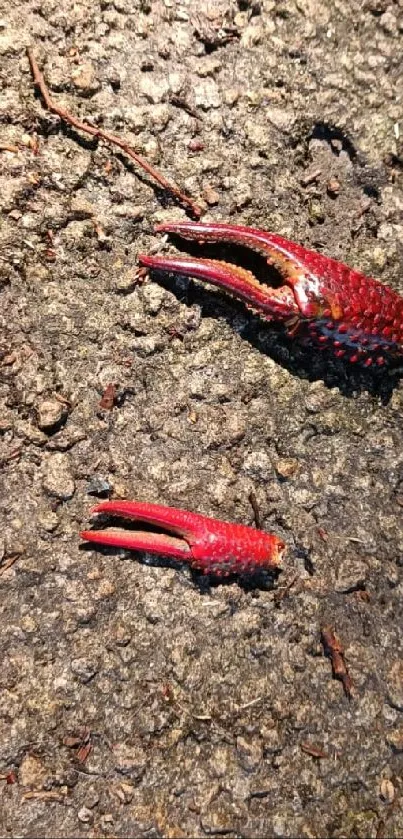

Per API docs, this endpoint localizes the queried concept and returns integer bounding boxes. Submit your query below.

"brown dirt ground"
[1,1,403,836]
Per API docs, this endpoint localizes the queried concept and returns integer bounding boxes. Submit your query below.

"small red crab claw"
[138,221,403,368]
[80,500,285,577]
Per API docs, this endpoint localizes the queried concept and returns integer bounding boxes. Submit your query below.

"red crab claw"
[80,500,285,577]
[138,221,403,367]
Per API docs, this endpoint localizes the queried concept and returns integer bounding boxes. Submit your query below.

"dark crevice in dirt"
[307,122,358,162]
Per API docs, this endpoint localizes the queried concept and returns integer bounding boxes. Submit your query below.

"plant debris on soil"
[1,1,403,837]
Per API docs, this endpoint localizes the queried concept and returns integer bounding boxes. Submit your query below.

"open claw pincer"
[139,221,403,368]
[80,500,285,577]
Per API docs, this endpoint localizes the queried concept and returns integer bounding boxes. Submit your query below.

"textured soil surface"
[1,1,403,837]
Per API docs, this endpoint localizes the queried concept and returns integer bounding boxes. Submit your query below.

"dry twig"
[321,625,353,699]
[22,790,67,803]
[248,491,262,529]
[0,550,23,576]
[300,741,328,759]
[26,47,202,219]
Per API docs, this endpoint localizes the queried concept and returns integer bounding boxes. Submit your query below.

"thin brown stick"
[300,741,328,759]
[26,47,202,219]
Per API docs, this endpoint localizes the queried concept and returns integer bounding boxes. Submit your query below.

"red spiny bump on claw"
[80,500,285,577]
[186,517,285,576]
[149,221,403,366]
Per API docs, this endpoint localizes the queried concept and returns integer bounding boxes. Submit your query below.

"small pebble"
[202,184,220,206]
[115,782,134,804]
[37,399,66,431]
[275,458,299,479]
[386,727,403,753]
[71,658,98,684]
[243,451,273,482]
[386,660,403,711]
[141,282,166,315]
[77,807,93,824]
[86,476,112,497]
[71,62,100,93]
[335,558,367,593]
[38,510,59,532]
[19,754,47,788]
[43,453,75,501]
[236,736,263,772]
[380,778,395,804]
[327,177,340,197]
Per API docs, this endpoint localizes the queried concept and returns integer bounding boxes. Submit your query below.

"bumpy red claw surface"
[139,222,403,368]
[80,500,285,577]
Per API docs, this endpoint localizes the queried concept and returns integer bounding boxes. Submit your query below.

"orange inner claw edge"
[138,221,313,322]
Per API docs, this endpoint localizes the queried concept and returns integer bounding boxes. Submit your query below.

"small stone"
[95,579,116,600]
[243,451,273,482]
[101,815,114,827]
[305,389,329,413]
[71,62,100,93]
[37,399,66,431]
[380,778,395,803]
[47,424,86,452]
[196,57,222,78]
[335,558,367,593]
[327,178,340,197]
[113,743,146,779]
[131,335,164,356]
[77,807,93,824]
[223,87,240,107]
[275,458,299,479]
[140,74,169,103]
[115,782,134,804]
[115,631,132,652]
[386,727,403,753]
[202,184,220,205]
[43,453,75,501]
[38,510,59,532]
[265,107,295,133]
[234,183,253,210]
[86,476,112,497]
[85,789,100,809]
[15,420,47,447]
[71,658,98,684]
[141,283,166,315]
[149,104,171,132]
[241,21,264,48]
[69,196,96,218]
[194,79,221,110]
[386,660,403,711]
[209,745,232,778]
[236,736,263,772]
[261,726,282,754]
[19,754,47,788]
[372,247,387,270]
[379,10,397,33]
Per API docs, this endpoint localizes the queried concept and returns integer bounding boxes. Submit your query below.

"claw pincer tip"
[81,500,285,577]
